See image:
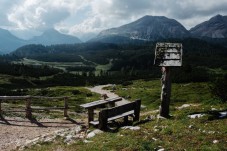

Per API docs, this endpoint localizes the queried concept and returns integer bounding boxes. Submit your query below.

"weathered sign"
[154,43,182,67]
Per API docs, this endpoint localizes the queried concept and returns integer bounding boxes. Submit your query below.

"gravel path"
[86,84,130,106]
[0,85,128,151]
[0,116,82,151]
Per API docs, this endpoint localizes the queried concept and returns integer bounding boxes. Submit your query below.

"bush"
[210,76,227,102]
[122,81,133,86]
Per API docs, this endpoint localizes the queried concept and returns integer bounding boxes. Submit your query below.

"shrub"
[210,76,227,102]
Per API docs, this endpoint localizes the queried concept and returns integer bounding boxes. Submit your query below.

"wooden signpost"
[154,43,183,118]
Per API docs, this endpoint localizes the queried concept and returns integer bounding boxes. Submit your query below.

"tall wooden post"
[64,97,69,119]
[25,99,32,119]
[160,67,171,118]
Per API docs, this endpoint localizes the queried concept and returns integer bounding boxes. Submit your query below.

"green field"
[13,58,86,71]
[21,79,227,151]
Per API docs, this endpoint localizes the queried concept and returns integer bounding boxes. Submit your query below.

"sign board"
[154,43,182,67]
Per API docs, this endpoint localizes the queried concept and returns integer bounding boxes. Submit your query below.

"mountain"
[91,15,190,43]
[190,14,227,38]
[29,29,82,45]
[0,28,27,54]
[0,28,82,54]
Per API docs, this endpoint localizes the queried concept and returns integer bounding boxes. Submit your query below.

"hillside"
[0,28,27,54]
[190,14,227,38]
[0,28,82,54]
[29,29,81,45]
[1,80,226,151]
[91,16,190,43]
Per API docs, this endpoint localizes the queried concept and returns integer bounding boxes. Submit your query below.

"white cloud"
[0,0,227,40]
[7,0,89,30]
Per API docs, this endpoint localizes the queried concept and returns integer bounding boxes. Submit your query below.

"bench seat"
[89,110,134,126]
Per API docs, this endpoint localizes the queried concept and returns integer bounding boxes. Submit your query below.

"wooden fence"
[0,96,69,119]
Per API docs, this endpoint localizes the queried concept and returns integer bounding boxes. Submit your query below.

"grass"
[13,58,85,71]
[24,103,227,151]
[23,79,227,151]
[110,79,212,110]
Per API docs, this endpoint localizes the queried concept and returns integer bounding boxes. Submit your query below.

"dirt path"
[86,84,130,106]
[0,116,82,151]
[0,85,131,151]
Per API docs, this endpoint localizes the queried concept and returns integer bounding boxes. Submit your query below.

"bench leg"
[99,110,108,130]
[123,116,128,125]
[88,109,94,128]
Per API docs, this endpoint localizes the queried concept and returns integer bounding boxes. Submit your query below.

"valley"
[0,13,227,151]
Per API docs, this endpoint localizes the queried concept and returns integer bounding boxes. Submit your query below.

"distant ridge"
[29,29,82,45]
[0,28,27,54]
[90,15,190,43]
[1,14,227,53]
[0,28,82,54]
[190,14,227,38]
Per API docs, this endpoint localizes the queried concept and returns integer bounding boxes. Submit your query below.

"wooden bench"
[90,99,141,130]
[80,97,123,127]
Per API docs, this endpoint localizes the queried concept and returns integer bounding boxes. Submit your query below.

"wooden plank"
[0,96,68,100]
[80,97,122,109]
[108,111,134,121]
[31,107,66,110]
[32,96,68,99]
[0,96,31,100]
[2,110,25,112]
[91,111,134,126]
[104,101,136,118]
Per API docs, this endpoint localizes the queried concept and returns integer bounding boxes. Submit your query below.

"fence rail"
[0,96,69,119]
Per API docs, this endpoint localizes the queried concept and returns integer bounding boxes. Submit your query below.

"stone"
[121,126,140,130]
[83,140,93,143]
[188,114,205,119]
[87,132,96,138]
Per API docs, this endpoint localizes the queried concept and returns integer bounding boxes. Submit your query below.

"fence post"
[64,97,69,119]
[25,98,32,119]
[0,100,2,116]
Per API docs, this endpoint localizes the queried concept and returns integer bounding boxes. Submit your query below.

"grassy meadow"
[21,79,227,151]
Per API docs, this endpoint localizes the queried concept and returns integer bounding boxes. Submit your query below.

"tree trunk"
[160,67,171,117]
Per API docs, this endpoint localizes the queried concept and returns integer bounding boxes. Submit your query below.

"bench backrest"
[102,99,141,118]
[98,99,141,130]
[99,99,141,121]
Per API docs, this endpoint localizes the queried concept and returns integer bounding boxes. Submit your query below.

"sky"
[1,0,227,41]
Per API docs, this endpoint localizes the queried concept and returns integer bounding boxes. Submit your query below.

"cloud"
[67,0,227,39]
[1,0,227,40]
[7,0,89,30]
[0,0,23,27]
